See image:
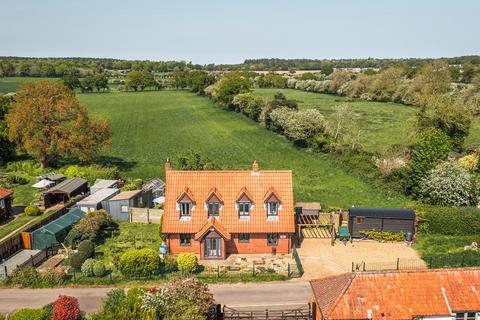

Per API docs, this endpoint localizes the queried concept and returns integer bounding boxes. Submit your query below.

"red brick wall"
[168,233,292,257]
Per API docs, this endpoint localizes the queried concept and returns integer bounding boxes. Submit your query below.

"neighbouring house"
[90,179,119,194]
[162,160,295,260]
[0,188,13,219]
[76,188,120,213]
[31,208,85,250]
[310,268,480,320]
[295,202,321,215]
[348,207,415,239]
[43,178,89,208]
[105,189,152,221]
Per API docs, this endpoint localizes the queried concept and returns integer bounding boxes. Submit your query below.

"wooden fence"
[129,208,163,224]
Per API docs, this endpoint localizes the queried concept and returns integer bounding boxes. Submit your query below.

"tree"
[411,60,451,106]
[80,76,94,93]
[407,129,452,195]
[281,109,326,147]
[212,72,251,109]
[62,75,81,91]
[126,70,144,91]
[186,70,215,94]
[419,160,479,206]
[176,150,219,170]
[232,93,264,121]
[0,96,15,164]
[52,295,81,320]
[93,74,109,92]
[462,63,476,83]
[6,81,110,167]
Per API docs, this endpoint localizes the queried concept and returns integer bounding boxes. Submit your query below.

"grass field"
[79,90,407,208]
[0,77,56,94]
[254,88,480,153]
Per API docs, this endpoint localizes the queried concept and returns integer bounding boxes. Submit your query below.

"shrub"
[24,205,42,216]
[42,303,53,320]
[421,206,480,236]
[70,252,88,270]
[6,173,29,185]
[121,179,143,191]
[52,295,81,320]
[177,253,198,274]
[92,261,106,277]
[6,160,44,176]
[10,308,45,320]
[459,154,479,171]
[360,230,406,242]
[63,164,119,184]
[5,267,65,288]
[161,255,178,273]
[81,258,96,277]
[65,210,114,246]
[100,288,125,316]
[118,249,160,277]
[77,240,95,258]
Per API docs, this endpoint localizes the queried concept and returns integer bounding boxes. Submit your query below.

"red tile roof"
[310,268,480,320]
[0,188,13,199]
[194,217,232,241]
[162,166,295,234]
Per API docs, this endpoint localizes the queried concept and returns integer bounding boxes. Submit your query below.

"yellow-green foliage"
[360,230,406,242]
[177,253,198,274]
[459,154,479,171]
[118,248,160,277]
[24,205,42,216]
[10,308,45,320]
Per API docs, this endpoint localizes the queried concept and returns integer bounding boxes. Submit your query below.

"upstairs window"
[238,202,251,218]
[267,202,279,217]
[264,189,281,218]
[180,203,191,217]
[207,202,220,218]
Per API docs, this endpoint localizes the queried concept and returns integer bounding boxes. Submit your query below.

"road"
[0,281,311,313]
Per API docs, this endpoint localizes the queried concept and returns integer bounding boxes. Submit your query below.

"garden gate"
[222,305,311,320]
[296,212,337,243]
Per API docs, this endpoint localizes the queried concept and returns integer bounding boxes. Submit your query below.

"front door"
[204,237,222,258]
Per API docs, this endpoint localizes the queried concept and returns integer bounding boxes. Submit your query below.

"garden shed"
[142,178,165,198]
[348,207,415,239]
[90,179,119,194]
[105,190,152,221]
[76,188,120,212]
[32,208,85,250]
[43,177,88,208]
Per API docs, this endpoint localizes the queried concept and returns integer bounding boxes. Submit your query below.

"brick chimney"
[165,158,171,172]
[252,160,259,176]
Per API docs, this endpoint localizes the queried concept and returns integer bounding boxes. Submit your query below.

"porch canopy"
[32,208,85,249]
[44,177,88,208]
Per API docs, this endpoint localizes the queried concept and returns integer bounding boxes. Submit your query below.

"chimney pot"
[165,158,171,172]
[252,160,259,173]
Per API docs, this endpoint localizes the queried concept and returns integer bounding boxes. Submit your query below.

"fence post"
[287,263,291,278]
[396,258,400,270]
[429,257,433,268]
[217,265,220,278]
[31,255,34,267]
[461,254,465,267]
[252,262,255,276]
[73,270,76,282]
[147,209,150,224]
[352,262,354,272]
[363,262,365,272]
[4,265,7,277]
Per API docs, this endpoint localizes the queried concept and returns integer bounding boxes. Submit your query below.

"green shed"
[32,208,85,250]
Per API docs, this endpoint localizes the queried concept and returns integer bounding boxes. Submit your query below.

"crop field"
[79,90,407,208]
[254,88,480,153]
[0,77,56,94]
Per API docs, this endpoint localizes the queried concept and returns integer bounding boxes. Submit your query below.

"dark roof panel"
[349,207,415,219]
[46,178,88,195]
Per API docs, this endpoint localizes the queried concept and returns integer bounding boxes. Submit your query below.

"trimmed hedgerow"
[177,252,198,274]
[118,248,160,277]
[10,308,45,320]
[421,206,480,236]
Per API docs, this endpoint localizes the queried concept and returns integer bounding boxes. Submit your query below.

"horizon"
[1,0,479,64]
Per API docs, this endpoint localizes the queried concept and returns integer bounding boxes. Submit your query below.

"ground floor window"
[267,233,278,246]
[180,234,191,246]
[238,233,250,243]
[455,312,477,320]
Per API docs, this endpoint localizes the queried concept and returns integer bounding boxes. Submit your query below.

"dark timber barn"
[348,208,415,238]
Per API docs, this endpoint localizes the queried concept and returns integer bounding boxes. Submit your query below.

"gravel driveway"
[296,239,426,279]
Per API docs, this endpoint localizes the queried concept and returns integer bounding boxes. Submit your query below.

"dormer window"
[236,187,253,219]
[208,202,219,218]
[267,202,279,216]
[238,202,251,217]
[177,188,195,219]
[205,188,223,219]
[180,203,191,217]
[264,187,281,218]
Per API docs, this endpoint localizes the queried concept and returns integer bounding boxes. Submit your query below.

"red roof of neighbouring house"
[162,162,295,234]
[0,188,13,199]
[310,268,480,320]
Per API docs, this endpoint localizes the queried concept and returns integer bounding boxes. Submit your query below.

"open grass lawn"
[79,90,408,208]
[0,77,56,94]
[254,88,480,153]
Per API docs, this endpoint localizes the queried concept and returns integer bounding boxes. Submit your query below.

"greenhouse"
[32,208,85,250]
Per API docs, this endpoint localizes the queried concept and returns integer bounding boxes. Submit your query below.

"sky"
[1,0,479,64]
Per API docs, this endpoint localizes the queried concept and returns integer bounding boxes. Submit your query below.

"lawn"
[79,90,408,208]
[0,77,56,94]
[254,88,480,153]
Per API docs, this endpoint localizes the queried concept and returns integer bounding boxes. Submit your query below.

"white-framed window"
[180,202,191,217]
[267,233,278,246]
[267,202,279,216]
[207,202,219,218]
[238,202,251,218]
[121,205,129,213]
[180,234,191,246]
[455,312,478,320]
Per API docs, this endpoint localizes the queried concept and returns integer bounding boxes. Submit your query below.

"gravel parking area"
[297,239,426,279]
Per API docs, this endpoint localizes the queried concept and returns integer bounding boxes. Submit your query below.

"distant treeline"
[1,55,480,77]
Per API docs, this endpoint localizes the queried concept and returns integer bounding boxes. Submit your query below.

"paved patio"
[201,253,295,274]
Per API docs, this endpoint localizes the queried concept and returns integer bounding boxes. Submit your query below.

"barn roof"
[45,178,88,195]
[91,179,118,190]
[349,207,415,219]
[76,188,120,206]
[110,190,142,201]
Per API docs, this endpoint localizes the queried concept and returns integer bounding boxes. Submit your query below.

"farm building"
[348,207,415,238]
[105,190,152,221]
[76,188,120,213]
[0,188,13,219]
[295,202,321,215]
[43,178,89,208]
[90,179,119,194]
[31,208,85,250]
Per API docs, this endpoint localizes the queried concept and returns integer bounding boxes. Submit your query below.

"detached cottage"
[162,160,295,259]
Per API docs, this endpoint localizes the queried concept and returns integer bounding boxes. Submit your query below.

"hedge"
[421,206,480,235]
[118,248,160,277]
[10,308,45,320]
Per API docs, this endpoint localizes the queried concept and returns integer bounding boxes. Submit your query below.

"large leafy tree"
[6,81,110,168]
[212,72,251,109]
[0,96,15,164]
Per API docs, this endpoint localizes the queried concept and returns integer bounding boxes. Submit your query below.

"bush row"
[419,206,480,235]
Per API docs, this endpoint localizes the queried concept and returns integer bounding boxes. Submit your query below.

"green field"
[254,88,480,153]
[79,90,407,208]
[0,77,57,94]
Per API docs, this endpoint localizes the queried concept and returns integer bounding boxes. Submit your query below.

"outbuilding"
[0,188,13,219]
[43,178,89,208]
[90,179,119,194]
[348,207,415,238]
[76,188,120,213]
[31,208,85,250]
[105,190,152,221]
